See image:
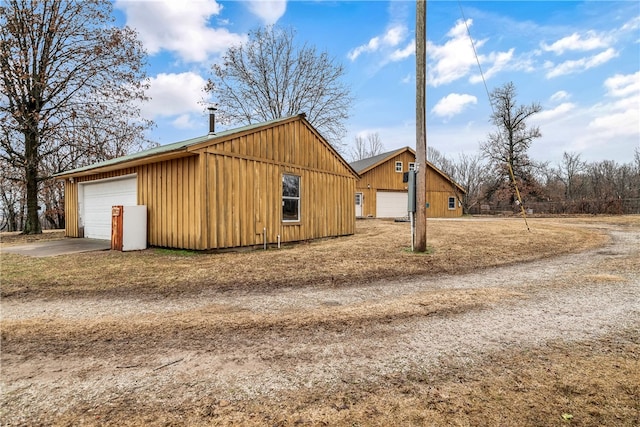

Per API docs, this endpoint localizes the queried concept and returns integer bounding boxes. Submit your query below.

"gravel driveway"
[1,221,638,425]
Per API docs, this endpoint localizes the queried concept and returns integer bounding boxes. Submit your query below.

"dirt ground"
[1,217,639,426]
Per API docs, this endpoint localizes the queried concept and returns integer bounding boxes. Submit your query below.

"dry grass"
[200,330,638,427]
[0,217,608,299]
[3,287,522,358]
[0,229,64,245]
[1,216,639,427]
[32,330,640,427]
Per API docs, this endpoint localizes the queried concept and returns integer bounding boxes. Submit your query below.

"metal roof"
[349,147,412,173]
[349,146,466,194]
[54,115,300,178]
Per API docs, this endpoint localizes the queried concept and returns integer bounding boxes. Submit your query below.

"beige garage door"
[81,176,137,240]
[376,191,408,218]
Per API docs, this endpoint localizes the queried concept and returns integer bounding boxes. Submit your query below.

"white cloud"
[389,40,415,62]
[115,0,246,63]
[545,48,618,78]
[469,49,514,84]
[541,31,610,55]
[532,71,640,163]
[620,16,640,33]
[427,19,511,87]
[348,37,380,61]
[383,25,405,46]
[348,25,408,61]
[604,71,640,98]
[244,0,287,25]
[431,93,478,119]
[587,108,639,137]
[171,114,198,130]
[550,91,570,103]
[142,72,210,120]
[588,71,640,139]
[427,20,480,87]
[533,102,576,122]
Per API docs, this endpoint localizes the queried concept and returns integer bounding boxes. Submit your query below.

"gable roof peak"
[349,146,414,174]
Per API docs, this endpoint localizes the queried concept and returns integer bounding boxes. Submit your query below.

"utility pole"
[415,0,427,252]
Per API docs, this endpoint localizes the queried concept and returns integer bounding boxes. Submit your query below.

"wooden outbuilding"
[55,114,358,250]
[350,147,465,218]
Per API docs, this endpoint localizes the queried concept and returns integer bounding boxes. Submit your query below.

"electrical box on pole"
[407,170,416,213]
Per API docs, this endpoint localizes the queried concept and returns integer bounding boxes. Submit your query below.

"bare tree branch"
[0,0,153,234]
[206,25,352,152]
[480,81,544,205]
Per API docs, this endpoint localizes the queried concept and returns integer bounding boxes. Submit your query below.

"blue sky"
[113,0,640,166]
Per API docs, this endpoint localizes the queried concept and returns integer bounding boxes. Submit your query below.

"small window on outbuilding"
[408,162,416,171]
[448,196,456,210]
[395,161,403,173]
[282,174,300,222]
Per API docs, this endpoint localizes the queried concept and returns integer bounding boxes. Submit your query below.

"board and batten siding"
[63,159,205,249]
[354,149,463,218]
[202,118,355,249]
[355,151,415,218]
[137,156,202,249]
[64,179,80,237]
[425,167,463,218]
[63,115,356,250]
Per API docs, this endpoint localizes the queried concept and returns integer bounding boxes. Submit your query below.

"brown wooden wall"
[137,156,203,249]
[425,168,463,218]
[63,116,356,250]
[64,167,139,238]
[354,150,462,218]
[201,119,355,248]
[355,151,413,218]
[203,154,354,248]
[63,160,204,249]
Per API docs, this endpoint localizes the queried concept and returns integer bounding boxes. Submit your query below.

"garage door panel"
[82,177,137,240]
[376,191,408,218]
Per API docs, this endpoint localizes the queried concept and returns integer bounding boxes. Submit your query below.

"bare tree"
[451,152,487,214]
[480,81,543,205]
[427,146,454,174]
[350,132,385,161]
[427,147,489,215]
[0,0,151,234]
[0,158,24,231]
[206,25,352,152]
[556,152,586,200]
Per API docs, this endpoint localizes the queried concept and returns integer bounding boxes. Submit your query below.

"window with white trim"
[448,196,456,210]
[408,162,416,171]
[395,161,403,172]
[282,174,300,221]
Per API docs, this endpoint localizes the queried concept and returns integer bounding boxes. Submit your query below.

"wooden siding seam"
[204,148,356,179]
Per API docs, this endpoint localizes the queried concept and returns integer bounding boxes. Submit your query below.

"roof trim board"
[55,114,357,179]
[349,146,466,194]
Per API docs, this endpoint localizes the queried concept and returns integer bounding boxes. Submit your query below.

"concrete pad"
[1,238,111,257]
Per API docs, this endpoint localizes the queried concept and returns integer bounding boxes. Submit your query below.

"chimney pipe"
[208,106,217,135]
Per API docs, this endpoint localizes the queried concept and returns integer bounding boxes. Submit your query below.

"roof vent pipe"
[208,106,217,135]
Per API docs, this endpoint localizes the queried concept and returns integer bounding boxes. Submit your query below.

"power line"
[458,0,531,232]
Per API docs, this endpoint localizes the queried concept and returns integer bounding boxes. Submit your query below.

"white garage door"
[376,191,408,218]
[81,176,137,240]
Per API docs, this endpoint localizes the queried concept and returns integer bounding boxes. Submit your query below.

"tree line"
[431,147,640,216]
[1,1,636,233]
[1,0,154,232]
[436,82,640,216]
[350,81,639,217]
[1,2,351,233]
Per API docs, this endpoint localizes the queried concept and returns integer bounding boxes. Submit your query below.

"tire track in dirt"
[1,223,638,425]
